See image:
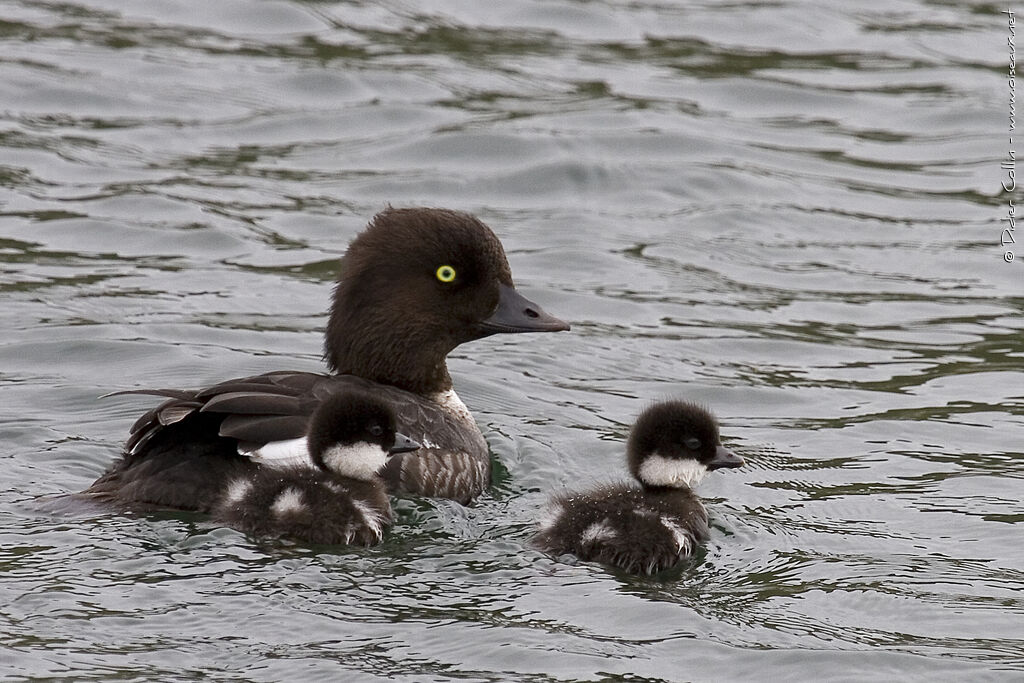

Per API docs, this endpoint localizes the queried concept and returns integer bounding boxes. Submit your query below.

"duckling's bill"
[708,445,744,470]
[390,432,421,455]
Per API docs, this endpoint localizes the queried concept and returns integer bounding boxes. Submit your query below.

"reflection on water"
[1,0,1022,679]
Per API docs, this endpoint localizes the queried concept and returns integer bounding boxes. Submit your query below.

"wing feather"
[219,414,309,443]
[200,392,308,416]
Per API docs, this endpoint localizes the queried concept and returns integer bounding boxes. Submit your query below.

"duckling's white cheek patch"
[322,442,388,481]
[271,487,306,517]
[638,455,708,488]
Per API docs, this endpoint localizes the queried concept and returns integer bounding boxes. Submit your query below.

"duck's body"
[86,208,568,510]
[533,401,744,575]
[90,372,486,510]
[211,391,419,545]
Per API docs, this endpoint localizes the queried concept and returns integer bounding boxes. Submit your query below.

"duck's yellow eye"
[435,265,456,283]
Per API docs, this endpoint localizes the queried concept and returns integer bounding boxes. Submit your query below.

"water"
[2,0,1022,679]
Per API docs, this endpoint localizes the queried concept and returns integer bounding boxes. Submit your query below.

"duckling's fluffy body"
[213,470,392,546]
[535,485,710,575]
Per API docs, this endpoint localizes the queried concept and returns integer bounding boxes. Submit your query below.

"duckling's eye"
[684,437,701,450]
[435,265,457,283]
[368,424,384,437]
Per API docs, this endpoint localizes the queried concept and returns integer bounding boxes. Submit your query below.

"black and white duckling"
[86,208,569,510]
[533,400,744,575]
[212,392,420,545]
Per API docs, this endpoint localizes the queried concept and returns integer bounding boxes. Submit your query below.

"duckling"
[533,400,744,575]
[212,392,419,545]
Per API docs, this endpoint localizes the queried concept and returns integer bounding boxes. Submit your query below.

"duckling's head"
[306,392,420,482]
[627,400,744,489]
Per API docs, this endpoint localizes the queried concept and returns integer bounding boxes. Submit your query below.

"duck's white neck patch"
[638,454,707,488]
[431,388,473,424]
[320,442,388,481]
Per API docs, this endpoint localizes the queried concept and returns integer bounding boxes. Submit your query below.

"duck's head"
[325,208,569,394]
[626,400,744,489]
[306,392,420,482]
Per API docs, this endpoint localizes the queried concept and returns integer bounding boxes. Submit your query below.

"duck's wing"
[110,371,327,456]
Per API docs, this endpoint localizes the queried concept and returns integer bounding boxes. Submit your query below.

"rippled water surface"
[2,0,1022,680]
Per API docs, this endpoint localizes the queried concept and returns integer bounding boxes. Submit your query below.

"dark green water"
[1,1,1022,680]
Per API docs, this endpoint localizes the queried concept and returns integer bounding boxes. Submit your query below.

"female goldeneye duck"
[86,208,569,510]
[212,392,420,546]
[532,400,744,576]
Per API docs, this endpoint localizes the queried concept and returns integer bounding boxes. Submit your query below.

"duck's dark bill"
[478,284,570,335]
[708,445,745,470]
[389,432,421,455]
